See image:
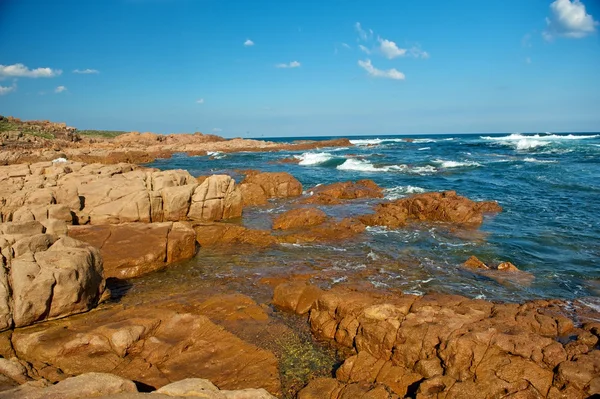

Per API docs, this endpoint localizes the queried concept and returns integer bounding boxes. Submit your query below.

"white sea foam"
[207,151,226,159]
[432,159,481,168]
[294,152,334,165]
[482,133,598,150]
[385,185,426,200]
[523,157,558,164]
[349,137,410,146]
[418,147,430,151]
[412,138,436,143]
[481,133,599,141]
[337,159,437,175]
[52,157,68,163]
[443,138,455,141]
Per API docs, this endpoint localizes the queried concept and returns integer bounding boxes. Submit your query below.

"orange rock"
[272,208,327,230]
[359,191,502,228]
[497,261,519,271]
[301,180,384,205]
[193,222,277,248]
[463,255,489,270]
[240,172,302,206]
[278,218,365,244]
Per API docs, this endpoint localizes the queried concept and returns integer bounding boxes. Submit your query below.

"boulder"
[188,175,242,221]
[0,236,104,331]
[68,222,197,279]
[272,208,327,230]
[239,172,302,206]
[301,180,384,205]
[359,191,502,228]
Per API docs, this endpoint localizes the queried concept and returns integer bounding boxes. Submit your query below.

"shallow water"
[147,132,600,303]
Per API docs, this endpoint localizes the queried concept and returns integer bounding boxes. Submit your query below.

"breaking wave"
[432,159,481,168]
[294,152,335,165]
[336,159,437,174]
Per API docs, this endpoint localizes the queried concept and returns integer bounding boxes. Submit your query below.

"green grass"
[77,129,127,138]
[0,119,55,139]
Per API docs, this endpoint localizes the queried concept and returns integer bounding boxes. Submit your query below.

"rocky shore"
[0,117,598,399]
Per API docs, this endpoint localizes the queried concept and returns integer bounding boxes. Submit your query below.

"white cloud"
[408,45,429,59]
[378,38,407,59]
[355,22,369,41]
[0,83,16,95]
[358,44,371,54]
[196,98,205,104]
[244,39,254,47]
[55,86,67,93]
[544,0,598,39]
[0,63,61,78]
[358,59,405,80]
[275,61,301,68]
[73,68,99,74]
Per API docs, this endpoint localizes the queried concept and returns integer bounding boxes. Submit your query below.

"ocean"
[147,132,600,305]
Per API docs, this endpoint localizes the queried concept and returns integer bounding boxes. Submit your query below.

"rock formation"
[301,180,384,205]
[239,171,303,206]
[359,190,502,228]
[275,282,600,399]
[0,231,104,332]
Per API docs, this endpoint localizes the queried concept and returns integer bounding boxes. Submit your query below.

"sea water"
[147,132,600,303]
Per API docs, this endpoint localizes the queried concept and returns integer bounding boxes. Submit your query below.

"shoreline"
[0,117,598,398]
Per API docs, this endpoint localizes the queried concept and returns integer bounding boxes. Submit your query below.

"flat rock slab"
[68,222,197,279]
[10,302,281,396]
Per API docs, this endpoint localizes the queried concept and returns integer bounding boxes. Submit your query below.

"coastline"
[0,117,599,398]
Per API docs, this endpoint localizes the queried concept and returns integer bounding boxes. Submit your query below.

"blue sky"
[1,0,599,137]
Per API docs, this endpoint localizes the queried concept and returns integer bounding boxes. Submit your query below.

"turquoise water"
[148,133,600,303]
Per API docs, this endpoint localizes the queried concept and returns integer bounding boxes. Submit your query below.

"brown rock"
[278,218,365,244]
[497,261,519,271]
[3,236,104,331]
[240,172,302,206]
[11,304,281,395]
[68,222,197,279]
[302,180,384,205]
[359,191,502,228]
[463,255,489,270]
[273,208,327,230]
[193,223,276,248]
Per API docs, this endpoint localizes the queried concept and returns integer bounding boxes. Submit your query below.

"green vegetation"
[0,119,55,139]
[77,129,127,138]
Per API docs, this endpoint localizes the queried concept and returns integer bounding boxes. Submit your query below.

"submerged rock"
[301,180,384,205]
[359,190,502,228]
[272,208,327,230]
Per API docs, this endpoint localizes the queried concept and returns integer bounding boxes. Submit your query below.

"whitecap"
[294,152,334,165]
[207,151,226,159]
[412,138,436,143]
[385,185,426,200]
[481,133,599,141]
[337,159,437,175]
[432,159,481,168]
[418,147,430,151]
[523,157,558,164]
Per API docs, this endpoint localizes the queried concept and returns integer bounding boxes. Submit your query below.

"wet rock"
[272,208,327,230]
[273,282,599,399]
[301,180,384,205]
[239,172,302,206]
[68,222,197,279]
[193,223,277,248]
[278,218,365,244]
[359,191,502,228]
[463,255,489,270]
[298,378,399,399]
